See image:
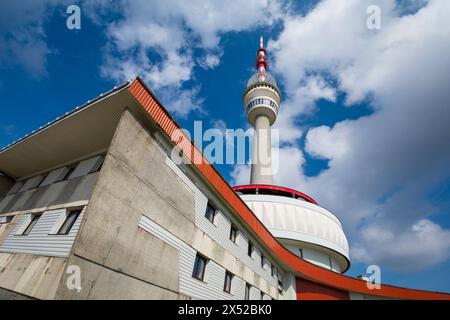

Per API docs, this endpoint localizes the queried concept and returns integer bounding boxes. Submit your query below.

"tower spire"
[256,36,268,81]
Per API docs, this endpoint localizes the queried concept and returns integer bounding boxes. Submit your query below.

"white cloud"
[353,219,450,272]
[92,0,284,117]
[264,0,450,272]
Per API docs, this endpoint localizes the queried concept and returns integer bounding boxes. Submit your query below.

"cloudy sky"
[1,0,450,292]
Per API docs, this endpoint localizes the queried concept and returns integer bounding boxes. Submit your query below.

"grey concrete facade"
[55,109,190,299]
[0,107,284,299]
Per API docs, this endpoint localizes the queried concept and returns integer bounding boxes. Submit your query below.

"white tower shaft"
[244,36,280,185]
[251,115,273,185]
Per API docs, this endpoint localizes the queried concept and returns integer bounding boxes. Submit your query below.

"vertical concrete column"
[250,115,273,185]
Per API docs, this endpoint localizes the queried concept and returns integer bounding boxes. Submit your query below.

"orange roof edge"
[127,77,450,300]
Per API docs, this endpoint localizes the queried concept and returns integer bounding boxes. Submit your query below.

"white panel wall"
[0,207,85,257]
[139,215,250,300]
[165,158,280,291]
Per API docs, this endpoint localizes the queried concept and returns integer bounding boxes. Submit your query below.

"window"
[0,216,12,225]
[248,240,254,258]
[278,279,283,294]
[229,224,238,243]
[63,167,76,181]
[204,202,217,224]
[22,213,42,235]
[299,248,303,259]
[192,254,207,281]
[223,271,233,294]
[271,264,276,278]
[261,254,265,269]
[57,210,81,235]
[245,283,251,300]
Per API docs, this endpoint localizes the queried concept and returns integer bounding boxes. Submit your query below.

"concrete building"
[0,39,449,300]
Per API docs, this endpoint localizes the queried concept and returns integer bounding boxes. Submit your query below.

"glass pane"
[22,214,41,235]
[58,210,81,235]
[205,203,216,223]
[192,255,206,281]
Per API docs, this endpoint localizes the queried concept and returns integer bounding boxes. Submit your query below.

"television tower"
[243,36,281,185]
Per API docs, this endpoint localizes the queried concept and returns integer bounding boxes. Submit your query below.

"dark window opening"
[223,271,233,293]
[57,210,81,235]
[229,225,238,243]
[192,254,207,281]
[271,264,276,278]
[205,202,217,224]
[245,283,251,300]
[22,213,42,235]
[248,240,254,258]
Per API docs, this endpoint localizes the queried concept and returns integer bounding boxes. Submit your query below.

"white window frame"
[15,214,33,235]
[0,216,12,224]
[48,208,82,235]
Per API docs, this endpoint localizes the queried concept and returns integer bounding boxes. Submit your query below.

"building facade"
[0,41,449,300]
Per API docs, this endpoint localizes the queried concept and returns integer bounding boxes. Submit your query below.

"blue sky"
[1,0,450,293]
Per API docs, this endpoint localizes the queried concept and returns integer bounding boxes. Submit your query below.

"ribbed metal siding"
[165,158,279,290]
[0,208,85,257]
[139,215,247,300]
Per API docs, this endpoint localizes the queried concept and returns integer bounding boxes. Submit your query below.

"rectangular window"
[22,213,42,235]
[0,216,12,224]
[245,283,251,300]
[248,240,254,258]
[271,264,276,278]
[223,271,233,294]
[204,202,217,224]
[229,224,237,243]
[278,278,283,294]
[261,254,265,269]
[192,254,207,281]
[57,210,81,235]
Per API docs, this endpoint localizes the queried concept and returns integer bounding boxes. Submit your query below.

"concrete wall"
[0,175,14,199]
[0,287,33,300]
[0,252,67,299]
[55,109,191,299]
[0,172,99,299]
